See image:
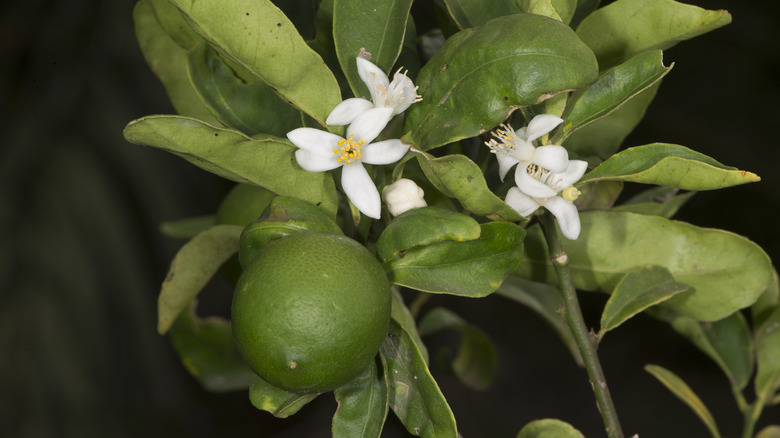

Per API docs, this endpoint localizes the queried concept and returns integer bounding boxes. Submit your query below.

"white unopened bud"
[382,178,427,216]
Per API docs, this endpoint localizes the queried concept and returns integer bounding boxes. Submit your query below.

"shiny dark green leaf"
[404,14,598,150]
[377,207,481,264]
[599,265,688,338]
[123,115,339,218]
[579,143,760,190]
[443,0,522,29]
[380,319,458,437]
[333,0,414,97]
[390,289,429,363]
[558,50,671,142]
[332,359,388,438]
[187,43,302,136]
[517,211,773,321]
[386,222,525,297]
[156,224,242,333]
[169,303,255,392]
[418,307,497,390]
[576,0,731,68]
[669,313,754,390]
[414,151,522,221]
[168,0,342,128]
[248,376,319,418]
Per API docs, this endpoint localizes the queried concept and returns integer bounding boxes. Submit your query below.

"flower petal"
[497,154,520,181]
[294,149,341,172]
[525,114,564,142]
[341,163,381,219]
[543,196,581,240]
[356,57,390,103]
[515,165,558,198]
[287,127,342,153]
[347,107,393,144]
[532,145,569,174]
[326,98,373,125]
[554,160,588,188]
[505,187,541,217]
[388,71,418,115]
[361,139,409,165]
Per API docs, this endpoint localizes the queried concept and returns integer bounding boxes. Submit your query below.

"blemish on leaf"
[214,133,219,137]
[277,22,282,27]
[504,96,508,101]
[440,64,448,73]
[439,91,451,105]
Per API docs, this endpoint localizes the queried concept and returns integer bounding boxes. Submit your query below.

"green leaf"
[519,0,577,24]
[123,115,338,219]
[563,81,659,159]
[159,215,216,239]
[497,276,582,365]
[611,186,695,218]
[404,14,598,151]
[133,0,220,124]
[569,0,599,28]
[386,222,526,297]
[168,303,255,392]
[332,359,389,438]
[377,207,481,264]
[756,425,780,438]
[645,364,721,438]
[248,376,319,418]
[599,265,688,338]
[576,0,731,68]
[442,0,522,29]
[187,43,302,136]
[418,307,497,390]
[558,50,671,142]
[573,180,623,212]
[380,319,458,438]
[579,143,761,190]
[157,224,242,334]
[755,306,780,405]
[147,0,201,49]
[668,313,754,390]
[516,418,585,438]
[517,211,773,321]
[168,0,342,128]
[391,288,429,363]
[753,268,780,328]
[333,0,414,97]
[414,151,523,221]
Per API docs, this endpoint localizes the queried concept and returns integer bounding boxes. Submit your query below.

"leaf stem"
[539,212,624,438]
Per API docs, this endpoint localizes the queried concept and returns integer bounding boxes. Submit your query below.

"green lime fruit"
[231,231,391,393]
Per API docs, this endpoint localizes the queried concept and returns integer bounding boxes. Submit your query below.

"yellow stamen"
[334,134,364,164]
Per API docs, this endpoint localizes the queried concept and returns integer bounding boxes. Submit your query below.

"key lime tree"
[125,0,779,436]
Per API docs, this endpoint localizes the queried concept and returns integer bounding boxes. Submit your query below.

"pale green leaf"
[516,418,585,438]
[248,376,319,418]
[443,0,522,29]
[332,359,389,438]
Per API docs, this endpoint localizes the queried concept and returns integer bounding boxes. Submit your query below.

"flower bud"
[382,178,427,216]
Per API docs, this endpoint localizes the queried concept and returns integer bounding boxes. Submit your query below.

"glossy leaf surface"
[579,143,760,190]
[645,365,721,438]
[187,43,302,136]
[168,0,342,127]
[169,304,255,392]
[558,50,671,142]
[443,0,522,29]
[386,222,525,297]
[404,14,598,150]
[517,211,773,321]
[576,0,731,68]
[248,377,319,418]
[418,307,497,390]
[415,151,522,221]
[377,207,481,264]
[380,320,458,437]
[599,265,688,338]
[123,115,339,218]
[332,359,388,438]
[333,0,413,97]
[157,224,242,333]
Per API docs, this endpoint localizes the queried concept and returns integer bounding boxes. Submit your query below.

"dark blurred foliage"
[0,0,777,437]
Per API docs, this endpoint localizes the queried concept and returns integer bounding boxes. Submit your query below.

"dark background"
[1,0,778,437]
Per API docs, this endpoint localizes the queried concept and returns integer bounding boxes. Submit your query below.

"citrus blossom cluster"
[286,56,421,219]
[486,114,587,240]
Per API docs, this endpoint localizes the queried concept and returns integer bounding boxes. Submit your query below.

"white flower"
[287,108,409,219]
[382,178,427,216]
[504,160,587,240]
[326,57,421,126]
